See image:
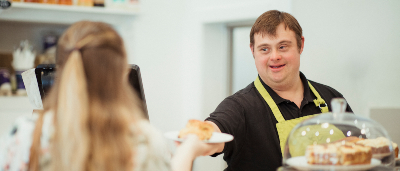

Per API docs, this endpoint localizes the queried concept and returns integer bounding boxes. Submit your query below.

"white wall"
[128,0,291,170]
[232,26,258,93]
[292,0,400,117]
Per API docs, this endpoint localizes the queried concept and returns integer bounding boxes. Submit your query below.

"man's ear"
[250,44,255,58]
[300,36,305,54]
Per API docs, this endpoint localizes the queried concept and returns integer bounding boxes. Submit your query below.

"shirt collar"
[257,72,314,104]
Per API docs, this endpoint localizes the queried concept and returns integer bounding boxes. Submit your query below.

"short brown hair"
[250,10,303,50]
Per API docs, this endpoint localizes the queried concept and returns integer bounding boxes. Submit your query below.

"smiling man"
[204,10,353,170]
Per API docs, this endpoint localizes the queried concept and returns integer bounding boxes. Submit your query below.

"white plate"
[164,131,233,143]
[286,156,381,170]
[372,152,391,159]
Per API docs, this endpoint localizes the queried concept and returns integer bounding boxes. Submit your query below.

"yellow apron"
[254,77,345,157]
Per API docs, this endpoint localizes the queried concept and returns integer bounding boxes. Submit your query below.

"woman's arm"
[171,134,223,171]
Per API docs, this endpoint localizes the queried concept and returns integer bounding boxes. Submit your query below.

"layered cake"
[178,120,214,140]
[306,141,372,165]
[355,137,399,158]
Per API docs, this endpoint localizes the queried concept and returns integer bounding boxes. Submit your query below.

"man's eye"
[279,46,286,49]
[262,48,268,51]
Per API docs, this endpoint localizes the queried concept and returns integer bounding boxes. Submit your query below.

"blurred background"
[0,0,399,170]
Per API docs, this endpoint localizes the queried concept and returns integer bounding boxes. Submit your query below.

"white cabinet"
[0,1,138,55]
[0,2,138,123]
[0,1,139,52]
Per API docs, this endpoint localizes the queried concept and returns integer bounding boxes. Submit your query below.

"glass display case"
[281,98,398,170]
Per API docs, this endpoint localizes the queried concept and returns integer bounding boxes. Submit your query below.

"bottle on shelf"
[24,0,39,3]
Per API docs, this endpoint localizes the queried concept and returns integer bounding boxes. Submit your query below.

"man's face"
[250,23,304,87]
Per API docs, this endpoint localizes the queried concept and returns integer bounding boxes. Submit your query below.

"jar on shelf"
[77,0,93,7]
[58,0,72,5]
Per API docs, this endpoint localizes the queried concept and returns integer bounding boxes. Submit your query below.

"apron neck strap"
[254,77,286,123]
[307,81,329,113]
[254,77,329,123]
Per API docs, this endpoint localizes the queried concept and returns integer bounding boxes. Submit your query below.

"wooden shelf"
[0,2,138,25]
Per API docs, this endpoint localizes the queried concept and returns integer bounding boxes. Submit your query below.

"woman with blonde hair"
[0,21,212,171]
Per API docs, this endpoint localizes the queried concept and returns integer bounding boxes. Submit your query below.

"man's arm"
[205,121,225,154]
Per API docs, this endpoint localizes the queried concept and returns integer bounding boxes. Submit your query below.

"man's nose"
[270,49,281,61]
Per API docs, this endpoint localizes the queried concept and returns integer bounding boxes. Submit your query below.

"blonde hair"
[29,21,143,171]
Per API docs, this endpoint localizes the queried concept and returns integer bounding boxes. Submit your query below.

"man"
[204,10,352,170]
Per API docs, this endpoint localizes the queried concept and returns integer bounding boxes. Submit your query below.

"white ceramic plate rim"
[286,156,381,170]
[164,131,234,143]
[372,152,391,159]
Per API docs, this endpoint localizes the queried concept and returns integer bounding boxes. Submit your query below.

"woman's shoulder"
[0,112,40,170]
[133,119,169,153]
[131,119,171,171]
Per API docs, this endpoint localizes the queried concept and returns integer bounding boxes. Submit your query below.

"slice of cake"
[339,143,373,165]
[394,142,399,158]
[356,137,399,158]
[306,141,372,165]
[178,120,214,140]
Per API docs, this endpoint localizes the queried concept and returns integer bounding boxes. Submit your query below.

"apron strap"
[307,81,329,113]
[254,77,285,123]
[254,77,329,123]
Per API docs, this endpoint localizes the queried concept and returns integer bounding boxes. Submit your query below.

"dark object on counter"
[0,68,12,96]
[0,0,11,9]
[0,68,10,86]
[15,70,25,90]
[277,165,400,171]
[43,34,58,52]
[35,64,149,120]
[93,0,104,7]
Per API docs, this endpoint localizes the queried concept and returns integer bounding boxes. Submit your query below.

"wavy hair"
[29,21,143,171]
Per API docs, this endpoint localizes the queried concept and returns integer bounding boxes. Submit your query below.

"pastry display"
[282,112,399,168]
[306,136,399,165]
[178,120,214,140]
[306,141,372,165]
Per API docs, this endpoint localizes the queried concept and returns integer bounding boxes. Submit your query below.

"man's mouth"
[270,64,285,69]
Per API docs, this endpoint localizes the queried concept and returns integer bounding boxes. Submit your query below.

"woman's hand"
[179,134,223,156]
[171,134,224,171]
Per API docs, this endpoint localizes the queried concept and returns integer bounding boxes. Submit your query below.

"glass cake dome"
[282,98,398,170]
